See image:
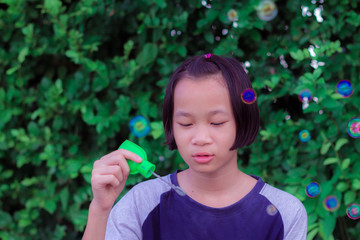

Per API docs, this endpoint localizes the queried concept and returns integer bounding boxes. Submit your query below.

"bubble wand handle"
[118,140,155,178]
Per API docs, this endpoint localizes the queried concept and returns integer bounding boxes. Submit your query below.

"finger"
[94,154,129,180]
[92,165,124,183]
[92,174,120,189]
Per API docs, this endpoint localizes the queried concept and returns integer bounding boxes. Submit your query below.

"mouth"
[192,153,214,163]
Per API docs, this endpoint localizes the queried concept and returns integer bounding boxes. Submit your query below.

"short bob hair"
[162,54,260,151]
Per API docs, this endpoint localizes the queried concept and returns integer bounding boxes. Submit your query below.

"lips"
[192,152,214,164]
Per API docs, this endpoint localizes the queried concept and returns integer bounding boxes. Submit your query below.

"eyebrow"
[174,110,228,117]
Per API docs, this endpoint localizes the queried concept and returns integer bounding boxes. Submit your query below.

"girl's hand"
[90,149,142,212]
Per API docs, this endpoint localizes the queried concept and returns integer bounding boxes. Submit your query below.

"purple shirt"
[106,171,307,239]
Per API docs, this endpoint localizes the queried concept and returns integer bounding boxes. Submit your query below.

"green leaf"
[59,187,70,211]
[352,179,360,190]
[136,43,158,67]
[65,50,80,63]
[150,121,163,139]
[6,65,20,75]
[176,45,187,57]
[21,177,39,186]
[341,158,350,170]
[124,40,134,59]
[44,0,62,15]
[323,158,338,165]
[307,227,319,240]
[290,49,304,61]
[44,200,57,214]
[344,191,356,205]
[319,216,336,240]
[204,31,214,44]
[336,182,348,192]
[334,138,348,151]
[18,47,29,63]
[320,142,332,155]
[0,211,12,228]
[313,68,322,80]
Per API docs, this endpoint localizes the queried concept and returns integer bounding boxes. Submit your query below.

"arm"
[82,201,112,240]
[283,203,308,240]
[82,149,142,240]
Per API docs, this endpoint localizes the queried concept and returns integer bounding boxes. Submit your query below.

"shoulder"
[105,175,172,239]
[259,183,308,240]
[113,175,172,216]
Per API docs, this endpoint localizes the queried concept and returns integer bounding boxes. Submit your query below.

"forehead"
[174,73,227,94]
[173,74,233,115]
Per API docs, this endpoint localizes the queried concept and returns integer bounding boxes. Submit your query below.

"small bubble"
[227,9,238,22]
[337,80,353,98]
[158,156,165,162]
[319,110,323,115]
[346,204,360,220]
[222,29,228,35]
[323,196,339,212]
[241,89,257,104]
[201,0,211,8]
[308,45,316,57]
[244,61,251,67]
[285,115,291,120]
[129,116,151,137]
[314,7,324,22]
[347,118,360,138]
[305,182,320,197]
[266,204,278,216]
[299,89,312,103]
[301,6,310,17]
[257,0,278,21]
[299,130,311,142]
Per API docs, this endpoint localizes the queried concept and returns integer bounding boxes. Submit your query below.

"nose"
[191,125,212,146]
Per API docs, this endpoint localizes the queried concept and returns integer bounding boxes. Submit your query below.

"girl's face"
[173,74,238,174]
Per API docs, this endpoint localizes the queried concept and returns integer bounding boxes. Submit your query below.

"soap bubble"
[299,89,312,103]
[256,0,278,21]
[323,196,339,212]
[266,204,278,216]
[305,182,320,198]
[241,88,257,104]
[227,9,238,22]
[346,204,360,220]
[347,118,360,138]
[299,130,311,142]
[336,80,353,98]
[129,116,151,137]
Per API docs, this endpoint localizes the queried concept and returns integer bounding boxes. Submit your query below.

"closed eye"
[212,122,226,126]
[178,123,192,127]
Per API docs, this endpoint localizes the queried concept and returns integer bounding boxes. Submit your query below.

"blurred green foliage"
[0,0,359,239]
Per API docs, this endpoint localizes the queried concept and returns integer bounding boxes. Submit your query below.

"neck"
[181,165,245,195]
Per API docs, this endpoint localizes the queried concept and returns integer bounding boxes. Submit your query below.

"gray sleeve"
[260,184,308,240]
[105,176,171,240]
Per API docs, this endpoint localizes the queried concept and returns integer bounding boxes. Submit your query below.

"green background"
[0,0,359,239]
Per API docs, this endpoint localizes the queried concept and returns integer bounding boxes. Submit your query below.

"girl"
[83,54,307,240]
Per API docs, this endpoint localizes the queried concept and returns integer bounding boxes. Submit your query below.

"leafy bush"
[0,0,359,239]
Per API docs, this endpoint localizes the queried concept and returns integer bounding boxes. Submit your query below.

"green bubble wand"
[119,140,186,197]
